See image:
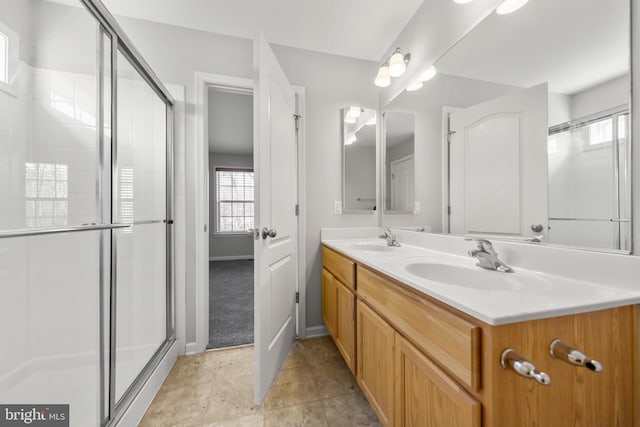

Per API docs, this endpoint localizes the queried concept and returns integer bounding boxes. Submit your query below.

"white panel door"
[253,35,298,403]
[449,84,548,238]
[391,156,414,211]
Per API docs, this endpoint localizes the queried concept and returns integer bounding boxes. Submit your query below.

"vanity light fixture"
[388,48,411,77]
[347,106,362,119]
[344,115,356,124]
[406,79,423,92]
[496,0,529,15]
[419,65,437,82]
[374,62,391,87]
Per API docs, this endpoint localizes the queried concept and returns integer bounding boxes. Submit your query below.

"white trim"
[194,72,254,355]
[441,106,461,233]
[194,72,306,351]
[294,86,307,338]
[185,341,200,356]
[305,325,329,338]
[209,255,254,261]
[116,341,178,427]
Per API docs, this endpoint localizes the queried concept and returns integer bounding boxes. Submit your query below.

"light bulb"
[344,115,356,124]
[374,64,391,88]
[348,107,362,119]
[453,0,473,3]
[406,80,423,92]
[496,0,528,15]
[345,135,357,145]
[389,49,407,77]
[419,65,437,82]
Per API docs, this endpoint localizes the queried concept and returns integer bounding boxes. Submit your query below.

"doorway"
[207,86,255,349]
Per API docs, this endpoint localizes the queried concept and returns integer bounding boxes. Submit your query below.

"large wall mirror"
[381,0,632,253]
[342,106,377,212]
[383,112,415,213]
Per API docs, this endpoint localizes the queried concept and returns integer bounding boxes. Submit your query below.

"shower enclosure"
[548,108,631,252]
[0,1,175,426]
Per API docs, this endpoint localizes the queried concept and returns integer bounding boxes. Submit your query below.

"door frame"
[389,154,414,210]
[193,71,306,354]
[441,106,461,233]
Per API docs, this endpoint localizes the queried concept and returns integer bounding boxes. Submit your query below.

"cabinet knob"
[501,348,551,386]
[549,339,603,372]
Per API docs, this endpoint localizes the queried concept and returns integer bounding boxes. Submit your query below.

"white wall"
[113,18,379,336]
[208,152,254,259]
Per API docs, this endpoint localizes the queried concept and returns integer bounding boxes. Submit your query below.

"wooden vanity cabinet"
[322,247,356,373]
[321,245,637,427]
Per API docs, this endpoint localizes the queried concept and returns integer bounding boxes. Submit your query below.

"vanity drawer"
[322,246,356,291]
[357,265,481,391]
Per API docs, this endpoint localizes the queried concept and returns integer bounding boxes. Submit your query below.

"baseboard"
[209,255,254,261]
[185,341,202,356]
[304,325,329,338]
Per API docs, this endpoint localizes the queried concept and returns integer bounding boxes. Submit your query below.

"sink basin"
[350,243,395,252]
[404,263,526,291]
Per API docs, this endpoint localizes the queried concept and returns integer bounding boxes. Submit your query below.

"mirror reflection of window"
[342,107,377,212]
[25,162,68,227]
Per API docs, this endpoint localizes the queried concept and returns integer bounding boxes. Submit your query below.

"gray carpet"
[208,260,254,349]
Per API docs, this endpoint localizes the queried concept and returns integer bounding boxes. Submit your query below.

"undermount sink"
[350,243,395,252]
[404,263,527,291]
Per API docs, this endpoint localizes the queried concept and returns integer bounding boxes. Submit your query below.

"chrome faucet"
[379,227,401,247]
[466,237,513,273]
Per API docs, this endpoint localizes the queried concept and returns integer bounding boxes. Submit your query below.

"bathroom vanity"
[321,240,638,427]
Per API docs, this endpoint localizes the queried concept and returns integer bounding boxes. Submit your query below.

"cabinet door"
[395,334,480,427]
[357,301,395,426]
[322,268,337,338]
[335,280,356,374]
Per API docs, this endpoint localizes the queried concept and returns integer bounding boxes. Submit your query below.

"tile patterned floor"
[139,336,381,426]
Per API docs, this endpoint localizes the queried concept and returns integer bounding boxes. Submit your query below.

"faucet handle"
[465,237,494,251]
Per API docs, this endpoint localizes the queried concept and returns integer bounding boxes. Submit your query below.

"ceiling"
[435,0,629,95]
[208,88,253,155]
[79,0,424,61]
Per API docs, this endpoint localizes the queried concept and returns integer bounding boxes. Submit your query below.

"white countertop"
[322,238,640,325]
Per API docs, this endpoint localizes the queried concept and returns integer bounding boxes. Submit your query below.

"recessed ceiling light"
[496,0,529,15]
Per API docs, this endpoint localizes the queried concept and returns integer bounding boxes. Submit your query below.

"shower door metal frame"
[77,1,177,426]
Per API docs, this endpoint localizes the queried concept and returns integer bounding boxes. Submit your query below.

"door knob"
[247,228,259,240]
[262,227,277,239]
[531,224,544,233]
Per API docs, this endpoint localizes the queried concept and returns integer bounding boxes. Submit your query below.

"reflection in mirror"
[382,0,631,253]
[383,112,415,212]
[342,107,377,212]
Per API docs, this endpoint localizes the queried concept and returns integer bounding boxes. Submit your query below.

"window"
[25,163,68,227]
[587,117,613,146]
[215,167,254,233]
[0,31,7,84]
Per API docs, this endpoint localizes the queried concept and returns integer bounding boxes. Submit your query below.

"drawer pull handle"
[501,348,551,386]
[549,339,603,372]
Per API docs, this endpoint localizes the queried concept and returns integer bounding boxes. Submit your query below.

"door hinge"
[295,292,300,303]
[295,204,299,216]
[448,206,452,215]
[294,114,301,130]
